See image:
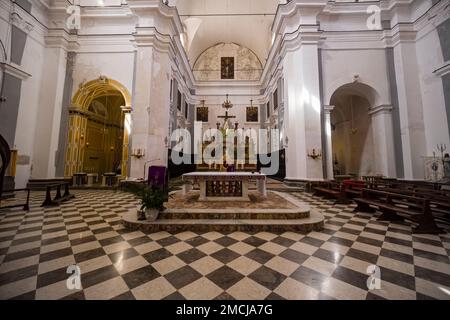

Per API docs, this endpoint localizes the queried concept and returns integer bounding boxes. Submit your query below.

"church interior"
[0,0,450,302]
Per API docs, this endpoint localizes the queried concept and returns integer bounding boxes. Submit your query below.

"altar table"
[182,172,267,201]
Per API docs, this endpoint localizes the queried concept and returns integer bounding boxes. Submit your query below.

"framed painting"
[196,107,208,122]
[246,106,259,122]
[221,57,234,79]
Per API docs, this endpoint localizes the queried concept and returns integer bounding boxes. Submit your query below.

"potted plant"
[137,187,167,221]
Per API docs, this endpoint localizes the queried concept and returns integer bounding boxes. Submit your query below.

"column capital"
[121,106,132,113]
[323,105,335,114]
[369,105,393,116]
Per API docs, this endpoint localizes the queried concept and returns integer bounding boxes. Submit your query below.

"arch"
[329,83,378,178]
[330,81,382,107]
[72,77,132,110]
[64,77,132,179]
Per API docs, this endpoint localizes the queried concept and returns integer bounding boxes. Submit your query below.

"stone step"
[162,208,310,220]
[121,210,324,233]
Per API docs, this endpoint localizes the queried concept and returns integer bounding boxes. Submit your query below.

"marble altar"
[182,172,267,201]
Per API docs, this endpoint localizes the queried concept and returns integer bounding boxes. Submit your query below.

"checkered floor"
[0,189,449,300]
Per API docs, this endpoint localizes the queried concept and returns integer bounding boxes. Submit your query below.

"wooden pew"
[354,188,444,234]
[41,182,75,207]
[375,187,450,219]
[313,181,350,204]
[343,180,365,198]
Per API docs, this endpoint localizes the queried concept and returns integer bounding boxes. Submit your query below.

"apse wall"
[193,43,263,81]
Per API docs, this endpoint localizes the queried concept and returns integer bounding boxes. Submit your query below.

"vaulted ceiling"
[172,0,284,68]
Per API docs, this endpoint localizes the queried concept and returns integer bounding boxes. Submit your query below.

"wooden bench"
[343,180,365,198]
[305,181,324,193]
[41,182,75,207]
[0,188,30,211]
[375,187,450,219]
[354,188,444,234]
[313,181,350,204]
[384,179,440,191]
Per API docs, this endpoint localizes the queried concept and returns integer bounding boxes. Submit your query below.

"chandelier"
[222,94,233,110]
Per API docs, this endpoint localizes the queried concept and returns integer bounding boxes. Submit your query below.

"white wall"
[72,52,135,97]
[321,49,391,107]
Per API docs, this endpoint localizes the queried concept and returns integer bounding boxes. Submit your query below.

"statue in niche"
[443,153,450,179]
[221,57,234,79]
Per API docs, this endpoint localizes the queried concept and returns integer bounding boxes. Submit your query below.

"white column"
[129,40,172,179]
[32,46,68,179]
[284,32,324,181]
[128,1,179,180]
[324,105,335,180]
[393,39,427,179]
[369,105,397,178]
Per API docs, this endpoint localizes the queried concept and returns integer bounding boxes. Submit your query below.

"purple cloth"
[227,165,236,172]
[148,166,167,189]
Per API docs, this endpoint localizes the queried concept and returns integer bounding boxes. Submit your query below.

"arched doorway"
[329,83,380,179]
[64,77,131,179]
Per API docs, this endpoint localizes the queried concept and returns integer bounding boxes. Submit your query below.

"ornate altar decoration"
[423,156,444,182]
[423,145,450,182]
[196,95,257,172]
[436,144,450,183]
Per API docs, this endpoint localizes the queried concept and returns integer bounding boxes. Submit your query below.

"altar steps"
[122,189,324,233]
[122,210,324,234]
[162,209,309,220]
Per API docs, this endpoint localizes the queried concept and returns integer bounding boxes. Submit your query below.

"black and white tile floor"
[0,190,449,300]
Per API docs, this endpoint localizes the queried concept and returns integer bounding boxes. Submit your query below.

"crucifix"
[217,111,236,130]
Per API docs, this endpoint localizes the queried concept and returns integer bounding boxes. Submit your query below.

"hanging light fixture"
[222,94,233,110]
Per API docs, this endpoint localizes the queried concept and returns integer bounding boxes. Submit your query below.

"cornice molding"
[11,12,34,34]
[369,104,393,116]
[128,0,183,36]
[45,29,80,50]
[0,62,32,80]
[433,62,450,78]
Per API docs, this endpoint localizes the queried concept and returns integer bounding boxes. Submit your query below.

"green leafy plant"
[138,187,168,212]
